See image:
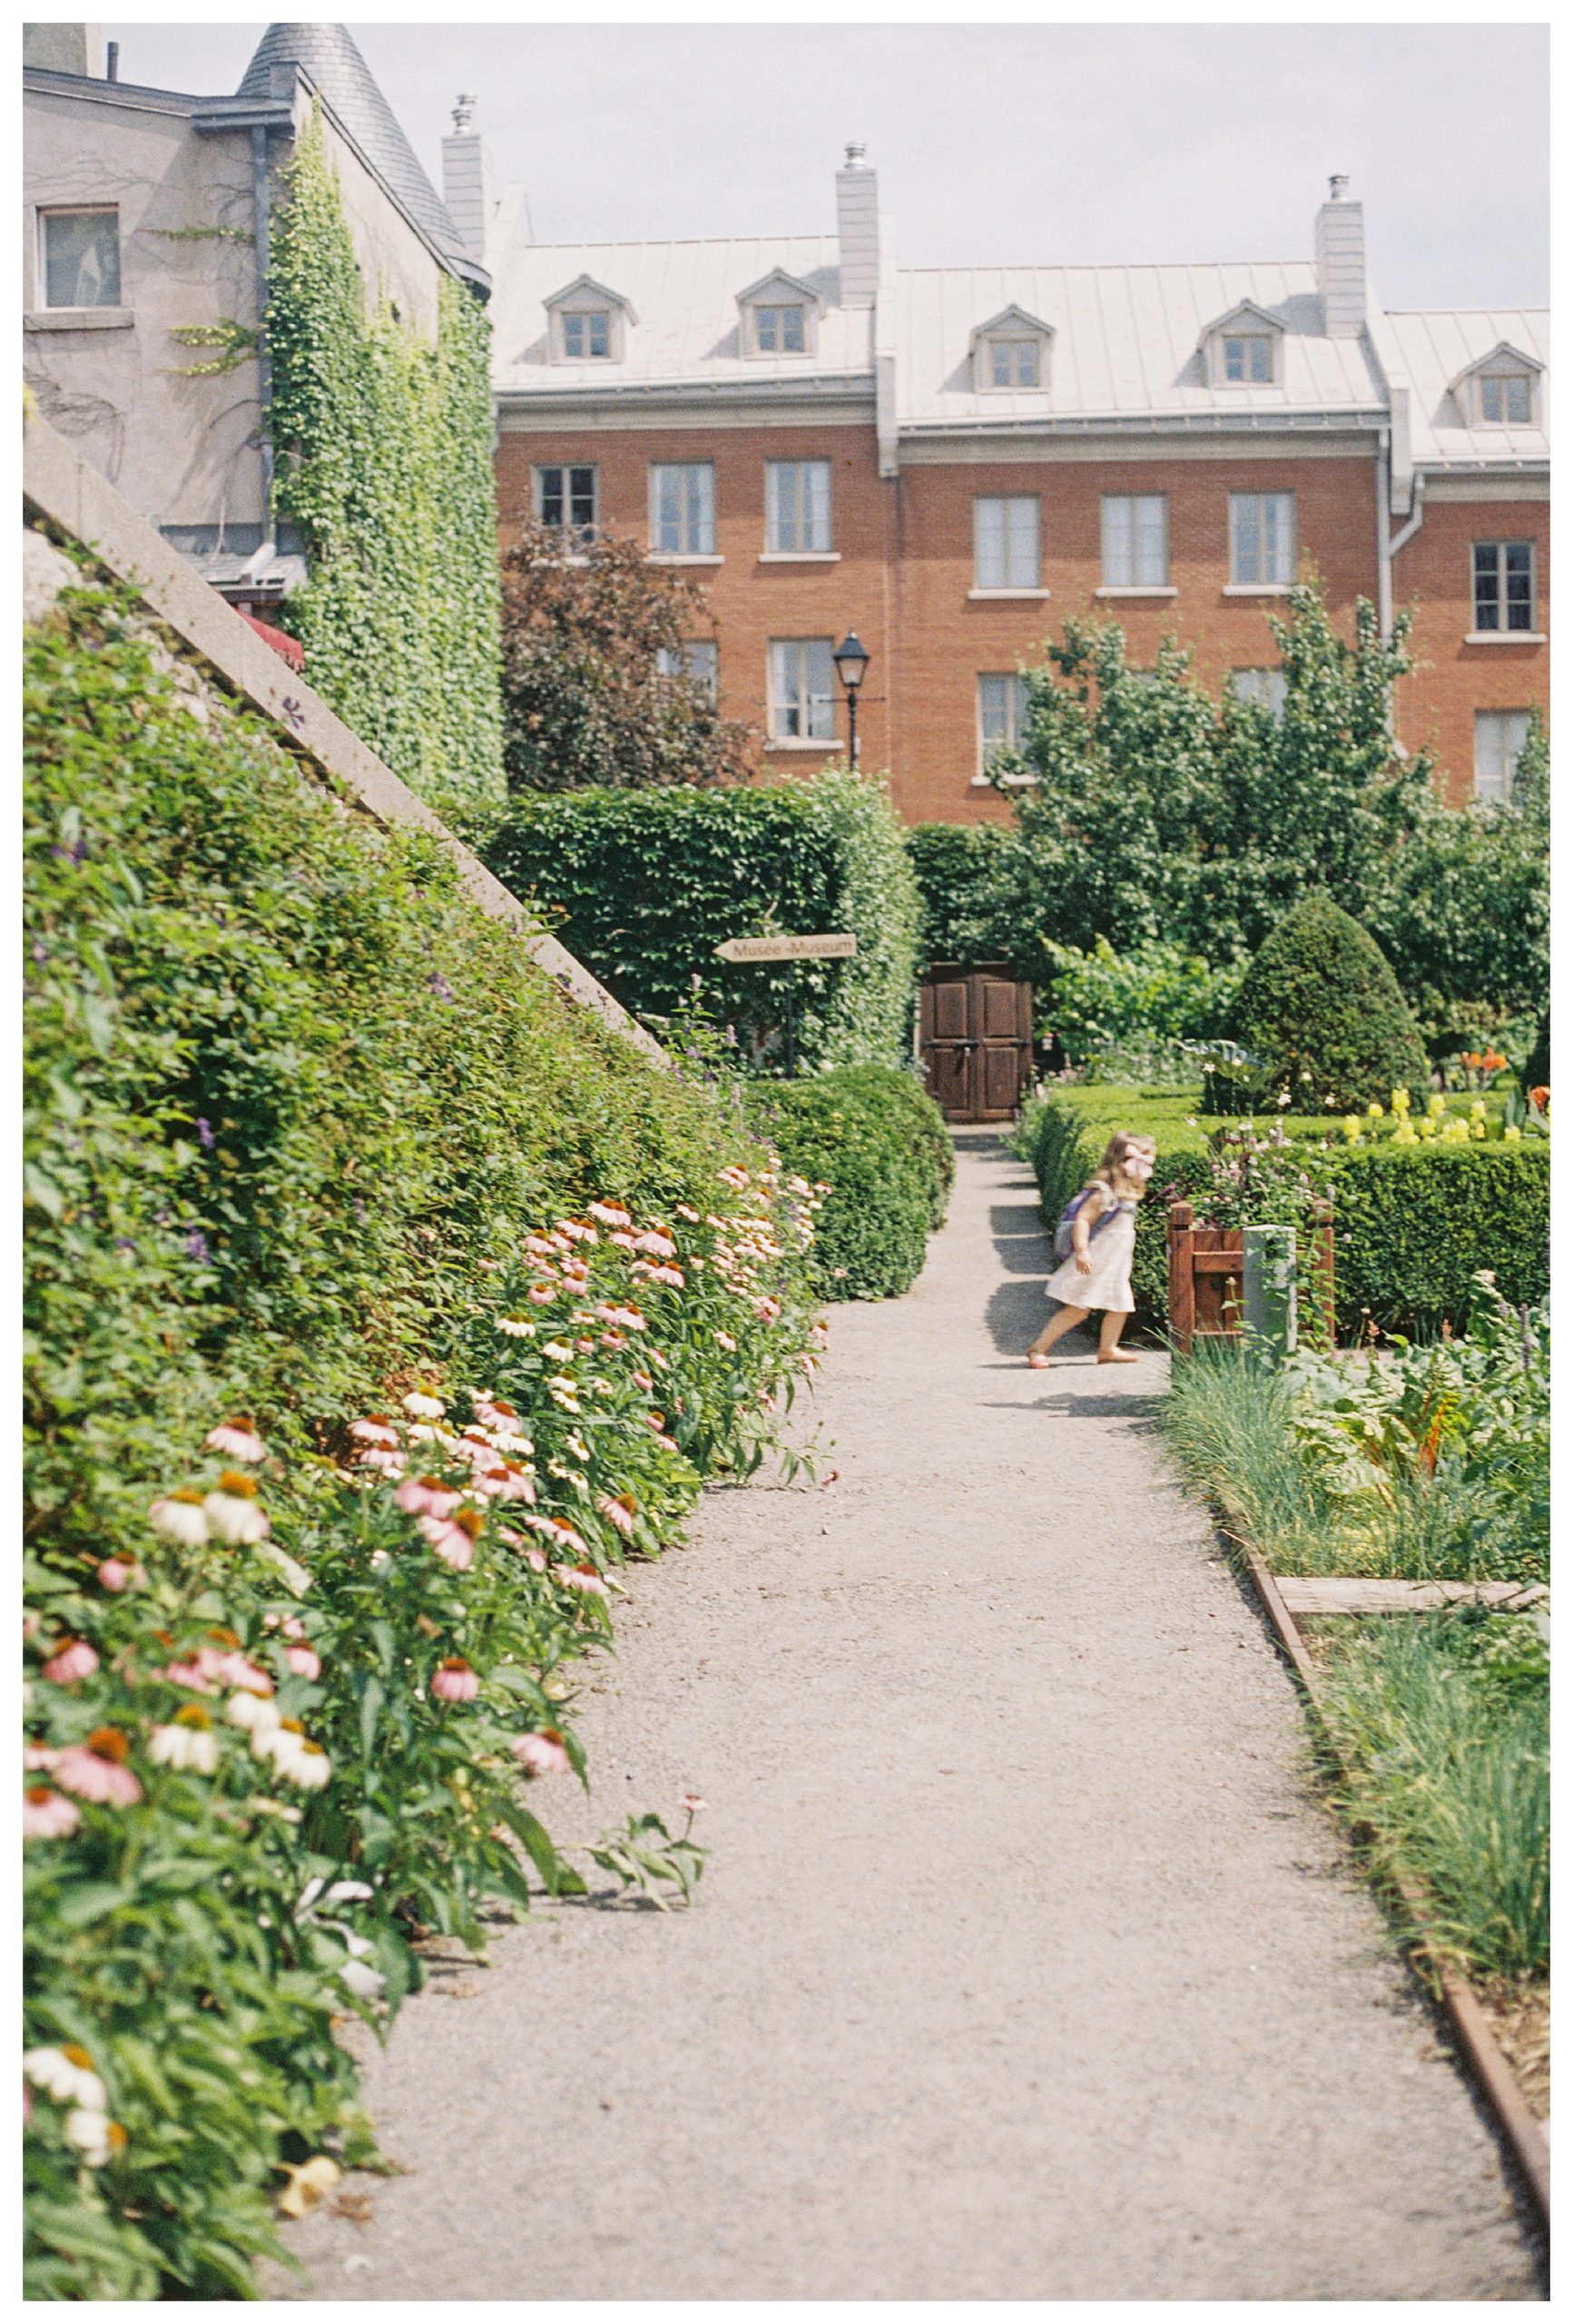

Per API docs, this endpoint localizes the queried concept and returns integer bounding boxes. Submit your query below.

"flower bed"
[24,586,822,2295]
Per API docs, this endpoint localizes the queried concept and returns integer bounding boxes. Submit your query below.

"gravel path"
[279,1132,1540,2299]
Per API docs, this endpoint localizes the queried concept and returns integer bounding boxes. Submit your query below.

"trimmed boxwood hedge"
[1018,1088,1548,1338]
[745,1067,951,1300]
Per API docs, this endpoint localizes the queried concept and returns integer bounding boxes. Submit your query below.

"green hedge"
[745,1067,950,1300]
[1018,1086,1548,1338]
[24,585,820,2295]
[487,771,921,1072]
[905,821,1027,971]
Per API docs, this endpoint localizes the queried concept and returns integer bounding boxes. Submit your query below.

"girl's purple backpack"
[1053,1184,1120,1263]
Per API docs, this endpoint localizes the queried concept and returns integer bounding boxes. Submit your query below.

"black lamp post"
[832,630,870,767]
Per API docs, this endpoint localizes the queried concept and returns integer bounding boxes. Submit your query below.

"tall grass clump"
[1318,1612,1549,1982]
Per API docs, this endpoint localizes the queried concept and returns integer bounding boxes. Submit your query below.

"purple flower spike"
[185,1228,211,1264]
[196,1117,216,1150]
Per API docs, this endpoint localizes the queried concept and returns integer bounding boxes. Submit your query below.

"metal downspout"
[251,124,275,531]
[1375,426,1392,639]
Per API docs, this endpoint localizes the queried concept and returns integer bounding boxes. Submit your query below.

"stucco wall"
[317,104,445,341]
[24,83,264,530]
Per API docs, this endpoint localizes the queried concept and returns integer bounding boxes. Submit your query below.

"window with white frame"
[974,497,1040,591]
[978,674,1030,771]
[1230,667,1288,718]
[649,464,715,556]
[983,337,1040,389]
[1229,492,1295,586]
[1479,372,1534,425]
[561,310,611,359]
[755,304,806,355]
[768,638,836,740]
[1473,709,1530,803]
[41,206,121,308]
[1472,540,1535,633]
[765,461,831,553]
[534,464,597,540]
[655,640,719,704]
[1222,333,1273,384]
[1101,495,1168,587]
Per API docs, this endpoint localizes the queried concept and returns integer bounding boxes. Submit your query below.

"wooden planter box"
[1167,1200,1335,1354]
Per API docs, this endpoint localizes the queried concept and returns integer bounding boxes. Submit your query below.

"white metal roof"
[487,197,1546,463]
[1368,308,1550,468]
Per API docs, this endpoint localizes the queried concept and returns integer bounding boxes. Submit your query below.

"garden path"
[278,1132,1539,2299]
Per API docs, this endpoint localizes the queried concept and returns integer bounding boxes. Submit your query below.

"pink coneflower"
[418,1508,483,1571]
[632,1369,654,1393]
[651,1433,680,1454]
[557,1219,598,1244]
[608,1229,639,1251]
[720,1165,750,1189]
[491,1462,536,1503]
[42,1639,99,1685]
[53,1732,142,1807]
[713,1330,737,1352]
[678,1792,708,1815]
[596,1493,636,1540]
[23,1745,60,1770]
[24,1787,81,1839]
[203,1419,267,1463]
[587,1201,632,1228]
[524,1234,556,1257]
[753,1296,782,1324]
[634,1230,677,1258]
[395,1476,461,1520]
[285,1644,322,1680]
[350,1416,400,1447]
[163,1658,218,1694]
[554,1561,611,1600]
[674,1204,701,1224]
[526,1285,558,1306]
[430,1658,479,1703]
[511,1728,571,1777]
[215,1651,273,1697]
[149,1490,209,1547]
[599,1331,628,1352]
[96,1559,143,1593]
[356,1445,404,1476]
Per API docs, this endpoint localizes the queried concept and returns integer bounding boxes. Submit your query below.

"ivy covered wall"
[266,110,505,808]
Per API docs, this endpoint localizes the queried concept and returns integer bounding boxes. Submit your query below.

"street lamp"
[832,630,870,767]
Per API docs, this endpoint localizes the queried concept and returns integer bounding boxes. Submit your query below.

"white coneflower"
[204,1472,270,1545]
[228,1689,282,1735]
[25,2045,106,2113]
[149,1490,210,1547]
[149,1712,221,1774]
[497,1316,535,1338]
[64,2109,114,2167]
[402,1388,446,1419]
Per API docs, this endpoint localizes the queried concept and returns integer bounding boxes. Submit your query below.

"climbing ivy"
[265,108,505,809]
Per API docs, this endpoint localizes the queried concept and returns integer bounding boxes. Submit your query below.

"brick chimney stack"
[836,143,879,309]
[443,94,496,262]
[1315,173,1367,338]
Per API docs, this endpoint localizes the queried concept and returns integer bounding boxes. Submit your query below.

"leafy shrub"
[1228,894,1428,1111]
[904,821,1029,971]
[497,517,756,794]
[1039,935,1243,1061]
[266,108,504,811]
[745,1067,949,1300]
[485,769,922,1073]
[1521,1007,1549,1094]
[24,585,821,2294]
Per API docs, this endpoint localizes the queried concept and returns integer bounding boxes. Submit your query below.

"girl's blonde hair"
[1094,1131,1157,1192]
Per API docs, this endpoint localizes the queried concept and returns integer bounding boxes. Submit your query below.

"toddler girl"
[1027,1133,1156,1367]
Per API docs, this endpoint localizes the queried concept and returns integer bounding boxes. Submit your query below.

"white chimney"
[24,23,105,75]
[1315,173,1367,338]
[836,143,879,309]
[443,94,495,264]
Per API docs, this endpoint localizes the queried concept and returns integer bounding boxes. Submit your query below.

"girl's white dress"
[1044,1194,1137,1313]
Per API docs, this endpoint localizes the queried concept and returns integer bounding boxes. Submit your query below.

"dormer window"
[755,304,805,355]
[1449,341,1543,430]
[1223,333,1273,384]
[969,305,1053,394]
[736,270,822,359]
[562,310,610,360]
[1202,300,1284,389]
[1480,374,1531,424]
[545,274,634,365]
[985,338,1040,389]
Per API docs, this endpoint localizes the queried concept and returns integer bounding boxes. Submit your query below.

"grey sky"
[104,20,1548,310]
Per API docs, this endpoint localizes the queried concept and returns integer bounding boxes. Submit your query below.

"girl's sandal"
[1027,1353,1052,1369]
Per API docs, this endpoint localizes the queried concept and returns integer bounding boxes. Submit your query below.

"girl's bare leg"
[1097,1309,1138,1364]
[1027,1303,1087,1361]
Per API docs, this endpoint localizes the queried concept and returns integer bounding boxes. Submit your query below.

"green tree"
[499,519,757,793]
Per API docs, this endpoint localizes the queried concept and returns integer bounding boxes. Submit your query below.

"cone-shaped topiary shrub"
[1521,1007,1549,1095]
[1231,893,1428,1111]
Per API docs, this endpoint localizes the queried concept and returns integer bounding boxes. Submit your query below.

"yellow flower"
[1392,1123,1419,1146]
[1427,1093,1447,1118]
[1366,1102,1383,1118]
[1391,1088,1411,1113]
[1470,1120,1487,1140]
[1503,1124,1523,1144]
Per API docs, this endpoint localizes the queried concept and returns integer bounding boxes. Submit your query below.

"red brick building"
[473,145,1548,820]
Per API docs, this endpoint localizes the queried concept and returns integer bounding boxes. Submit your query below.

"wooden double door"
[919,965,1035,1122]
